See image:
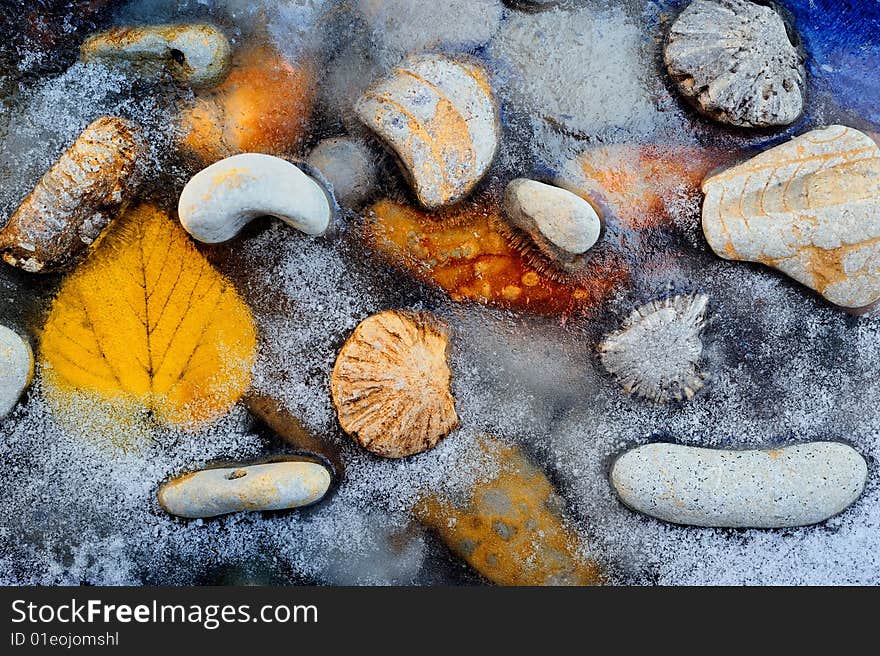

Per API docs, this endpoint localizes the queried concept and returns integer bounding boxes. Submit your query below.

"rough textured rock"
[611,442,868,528]
[331,310,458,458]
[354,54,498,209]
[80,23,231,87]
[306,137,378,208]
[702,125,880,308]
[417,437,603,585]
[500,178,601,280]
[0,116,143,273]
[158,459,332,519]
[665,0,805,127]
[0,326,32,418]
[178,153,333,243]
[600,294,709,403]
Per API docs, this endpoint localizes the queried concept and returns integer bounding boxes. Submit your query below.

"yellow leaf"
[40,203,257,430]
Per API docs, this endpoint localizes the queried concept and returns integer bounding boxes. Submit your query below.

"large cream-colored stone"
[354,54,498,209]
[702,125,880,308]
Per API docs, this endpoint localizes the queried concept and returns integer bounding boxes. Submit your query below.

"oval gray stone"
[611,442,867,528]
[306,137,378,208]
[158,460,332,519]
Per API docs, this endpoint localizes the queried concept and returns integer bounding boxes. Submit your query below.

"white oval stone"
[178,153,332,243]
[611,442,867,528]
[158,460,332,519]
[503,178,601,257]
[306,137,378,208]
[0,326,32,418]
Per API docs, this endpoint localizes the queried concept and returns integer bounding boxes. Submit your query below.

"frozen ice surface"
[1,0,879,585]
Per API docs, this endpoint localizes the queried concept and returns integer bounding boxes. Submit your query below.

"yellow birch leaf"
[40,203,257,430]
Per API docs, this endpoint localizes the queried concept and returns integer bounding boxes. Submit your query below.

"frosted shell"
[599,294,708,403]
[702,125,880,308]
[331,310,458,458]
[664,0,805,127]
[354,54,499,209]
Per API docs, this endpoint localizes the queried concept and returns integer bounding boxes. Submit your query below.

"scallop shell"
[664,0,805,127]
[599,294,709,403]
[330,310,458,458]
[701,125,880,308]
[354,54,499,209]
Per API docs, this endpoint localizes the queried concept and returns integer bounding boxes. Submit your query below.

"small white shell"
[81,23,231,87]
[599,294,708,403]
[611,442,867,528]
[178,153,332,243]
[158,460,332,519]
[354,54,499,209]
[0,326,33,418]
[665,0,805,127]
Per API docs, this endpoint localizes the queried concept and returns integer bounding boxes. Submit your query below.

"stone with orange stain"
[558,143,721,231]
[362,198,627,316]
[416,437,603,586]
[180,44,314,164]
[702,125,880,309]
[354,54,498,209]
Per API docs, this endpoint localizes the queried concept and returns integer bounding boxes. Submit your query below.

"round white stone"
[0,326,32,418]
[158,460,332,519]
[611,442,868,528]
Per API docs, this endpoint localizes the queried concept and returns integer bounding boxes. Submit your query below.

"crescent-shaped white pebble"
[177,153,333,243]
[0,326,33,418]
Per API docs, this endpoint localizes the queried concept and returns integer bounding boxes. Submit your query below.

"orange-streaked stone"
[180,44,314,164]
[362,198,627,316]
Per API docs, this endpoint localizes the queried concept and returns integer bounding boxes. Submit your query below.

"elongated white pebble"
[158,460,331,519]
[611,442,867,528]
[0,326,33,418]
[178,153,332,243]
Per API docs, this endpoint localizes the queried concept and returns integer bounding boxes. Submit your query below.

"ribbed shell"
[664,0,805,127]
[0,116,142,272]
[599,294,708,403]
[331,310,458,458]
[354,54,498,209]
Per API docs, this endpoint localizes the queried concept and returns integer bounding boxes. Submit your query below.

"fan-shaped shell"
[331,310,458,458]
[599,294,708,403]
[664,0,805,127]
[354,54,499,209]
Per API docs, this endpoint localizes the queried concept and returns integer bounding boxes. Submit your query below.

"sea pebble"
[80,23,231,87]
[500,178,601,278]
[354,54,499,209]
[157,459,332,519]
[702,125,880,308]
[0,116,143,273]
[306,137,378,208]
[0,326,33,418]
[599,294,709,403]
[664,0,806,127]
[611,442,868,528]
[331,310,458,458]
[178,153,333,243]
